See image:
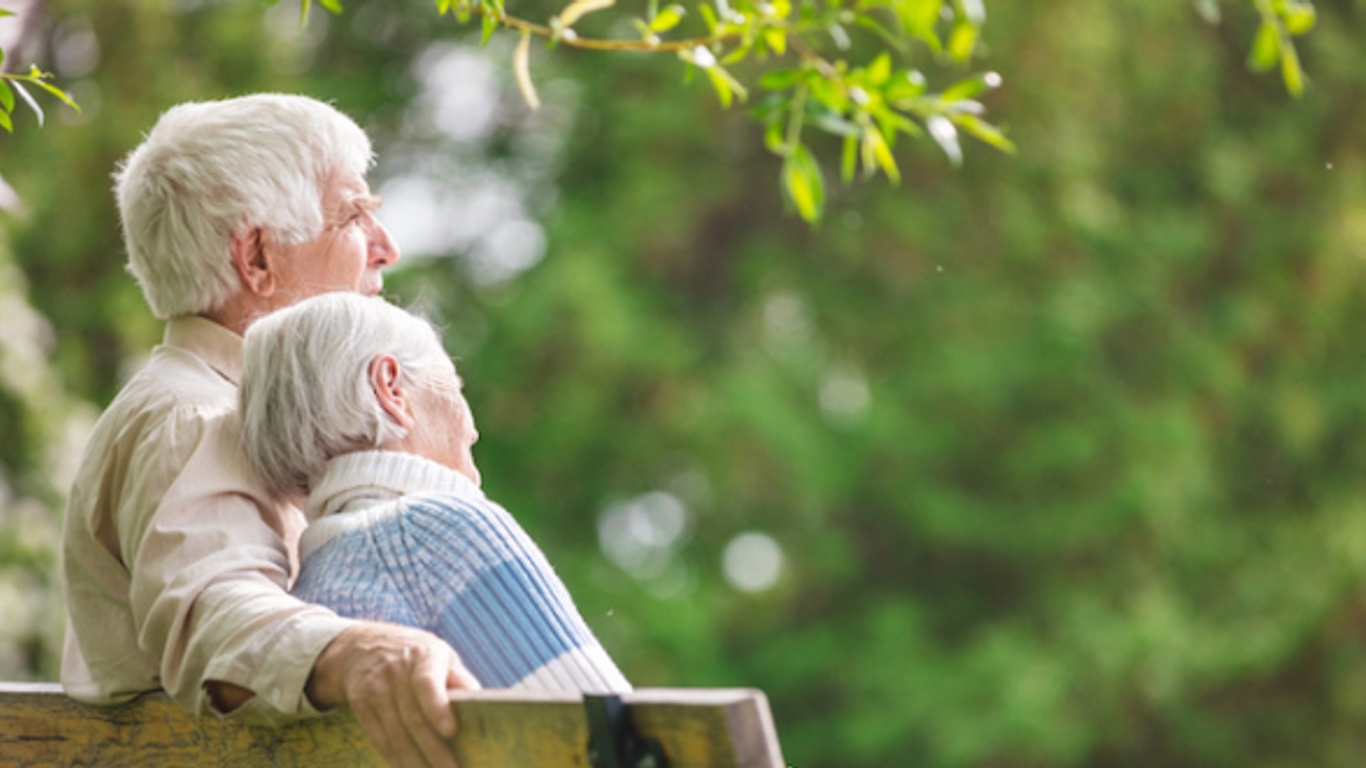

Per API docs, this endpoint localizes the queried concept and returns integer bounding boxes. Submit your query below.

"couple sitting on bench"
[59,94,623,768]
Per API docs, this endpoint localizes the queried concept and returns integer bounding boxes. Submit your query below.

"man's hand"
[307,622,481,768]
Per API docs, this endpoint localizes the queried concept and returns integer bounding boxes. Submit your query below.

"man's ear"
[229,227,278,298]
[369,354,413,428]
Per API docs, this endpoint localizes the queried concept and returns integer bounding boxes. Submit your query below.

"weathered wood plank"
[0,684,784,768]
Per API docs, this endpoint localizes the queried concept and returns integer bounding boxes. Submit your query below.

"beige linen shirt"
[60,316,355,722]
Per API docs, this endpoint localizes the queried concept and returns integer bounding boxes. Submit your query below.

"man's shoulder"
[80,345,238,473]
[106,345,236,421]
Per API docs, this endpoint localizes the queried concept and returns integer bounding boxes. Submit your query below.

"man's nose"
[368,219,400,267]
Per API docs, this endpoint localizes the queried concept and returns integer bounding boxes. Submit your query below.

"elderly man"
[238,293,632,693]
[60,94,477,768]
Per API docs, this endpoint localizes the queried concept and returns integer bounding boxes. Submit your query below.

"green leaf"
[0,8,13,18]
[317,0,343,13]
[481,11,498,45]
[885,70,928,102]
[1280,39,1305,96]
[782,143,825,223]
[955,113,1016,153]
[763,29,787,55]
[721,44,751,66]
[650,4,685,32]
[705,64,747,107]
[31,79,80,113]
[31,81,78,112]
[758,68,807,91]
[940,71,1002,102]
[808,77,849,113]
[866,53,892,87]
[698,3,718,32]
[764,119,786,154]
[299,0,311,27]
[895,0,943,52]
[0,108,11,133]
[947,19,978,62]
[706,68,734,108]
[873,106,921,144]
[865,127,901,184]
[0,80,13,114]
[1193,0,1220,24]
[1282,4,1315,35]
[1247,20,1279,73]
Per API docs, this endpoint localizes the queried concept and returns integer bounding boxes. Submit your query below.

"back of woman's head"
[239,293,446,495]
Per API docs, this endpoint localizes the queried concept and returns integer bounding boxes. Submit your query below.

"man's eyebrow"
[357,194,382,212]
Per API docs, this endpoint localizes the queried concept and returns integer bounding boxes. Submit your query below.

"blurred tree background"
[2,0,1365,765]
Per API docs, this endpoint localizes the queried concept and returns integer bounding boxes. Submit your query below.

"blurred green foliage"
[1,0,1365,766]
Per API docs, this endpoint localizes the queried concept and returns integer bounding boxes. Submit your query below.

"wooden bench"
[0,683,784,767]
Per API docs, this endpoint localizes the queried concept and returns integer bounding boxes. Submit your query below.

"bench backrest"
[0,683,784,767]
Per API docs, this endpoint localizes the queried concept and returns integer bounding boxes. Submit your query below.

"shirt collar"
[163,315,244,385]
[307,450,485,522]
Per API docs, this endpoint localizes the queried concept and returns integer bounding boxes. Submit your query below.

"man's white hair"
[239,293,451,495]
[115,93,374,319]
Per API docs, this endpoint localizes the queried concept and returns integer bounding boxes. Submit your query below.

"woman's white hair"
[239,293,450,495]
[115,93,374,319]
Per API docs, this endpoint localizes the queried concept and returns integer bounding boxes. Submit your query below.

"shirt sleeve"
[118,405,355,723]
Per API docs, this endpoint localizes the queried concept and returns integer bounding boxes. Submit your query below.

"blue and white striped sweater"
[292,452,630,693]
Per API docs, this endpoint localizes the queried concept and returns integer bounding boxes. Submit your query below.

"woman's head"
[239,292,478,495]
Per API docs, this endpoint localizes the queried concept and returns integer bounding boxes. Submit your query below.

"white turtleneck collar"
[298,451,485,560]
[307,450,484,522]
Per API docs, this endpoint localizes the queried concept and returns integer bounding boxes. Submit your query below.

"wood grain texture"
[0,685,785,768]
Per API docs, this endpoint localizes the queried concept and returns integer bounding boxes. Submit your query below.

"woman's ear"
[229,226,278,298]
[369,353,414,428]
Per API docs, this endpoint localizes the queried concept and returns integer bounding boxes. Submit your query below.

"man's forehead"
[323,173,375,205]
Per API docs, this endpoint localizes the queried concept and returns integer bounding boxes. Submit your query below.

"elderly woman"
[238,292,630,692]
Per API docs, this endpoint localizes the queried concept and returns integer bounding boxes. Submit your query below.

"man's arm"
[208,622,480,768]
